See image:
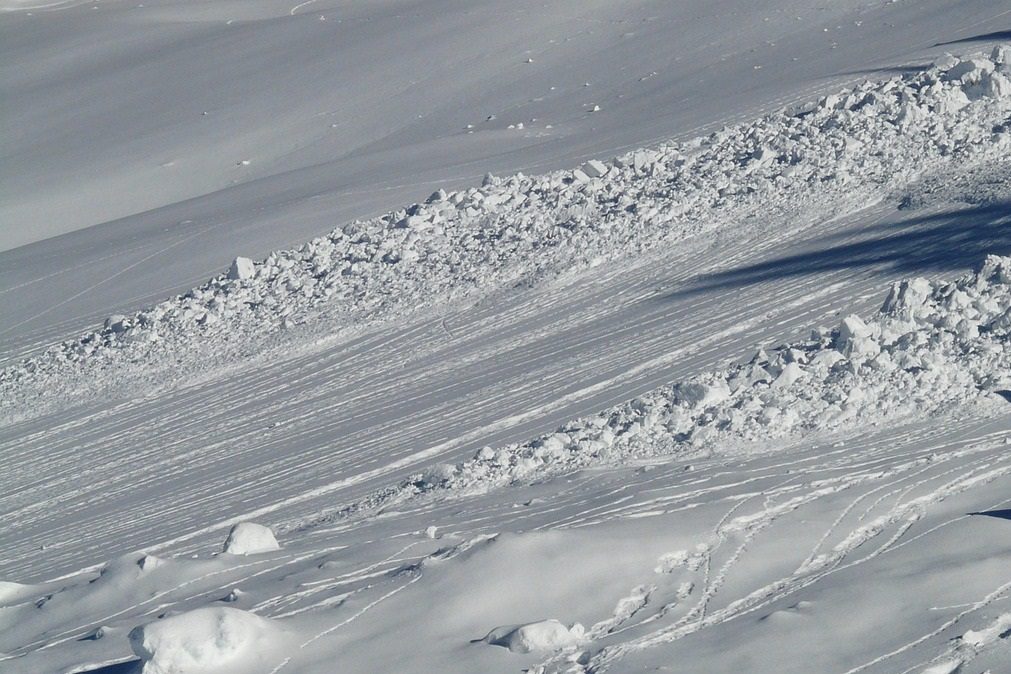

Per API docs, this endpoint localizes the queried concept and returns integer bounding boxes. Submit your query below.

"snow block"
[673,381,730,408]
[483,619,584,654]
[104,314,129,333]
[945,57,994,83]
[836,315,871,345]
[771,362,805,389]
[129,606,286,674]
[227,257,255,281]
[222,522,280,555]
[582,159,608,178]
[880,277,932,314]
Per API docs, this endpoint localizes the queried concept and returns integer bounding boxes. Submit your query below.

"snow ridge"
[311,255,1011,515]
[3,46,1011,420]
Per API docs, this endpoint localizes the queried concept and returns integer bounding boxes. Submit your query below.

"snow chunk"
[582,160,609,179]
[944,57,993,83]
[129,606,286,674]
[104,314,129,333]
[673,381,730,408]
[771,361,805,389]
[222,522,279,555]
[483,619,584,654]
[881,278,932,315]
[836,315,871,346]
[227,257,255,281]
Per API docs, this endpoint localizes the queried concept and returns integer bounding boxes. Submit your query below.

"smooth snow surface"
[2,6,1011,673]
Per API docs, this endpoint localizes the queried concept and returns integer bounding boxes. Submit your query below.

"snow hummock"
[128,606,288,674]
[4,46,1011,421]
[222,522,280,555]
[0,581,42,606]
[483,619,585,654]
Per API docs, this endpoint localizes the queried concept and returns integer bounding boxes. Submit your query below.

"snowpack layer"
[4,46,1011,422]
[2,43,1011,674]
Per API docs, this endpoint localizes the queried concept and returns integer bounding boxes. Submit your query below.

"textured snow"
[358,254,1011,502]
[484,619,585,654]
[129,606,288,674]
[2,33,1011,674]
[3,47,1011,421]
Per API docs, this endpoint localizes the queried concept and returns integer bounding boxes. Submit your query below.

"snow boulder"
[483,619,584,654]
[129,606,288,674]
[227,257,255,281]
[222,522,280,555]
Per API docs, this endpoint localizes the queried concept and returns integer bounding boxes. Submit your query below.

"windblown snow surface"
[3,22,1011,674]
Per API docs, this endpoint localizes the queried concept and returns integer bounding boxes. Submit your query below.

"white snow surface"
[2,29,1011,674]
[4,46,1011,421]
[129,606,289,674]
[483,619,585,654]
[4,0,1011,366]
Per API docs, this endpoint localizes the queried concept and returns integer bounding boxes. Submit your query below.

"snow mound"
[222,522,280,555]
[392,255,1011,496]
[0,580,42,606]
[3,45,1011,419]
[483,619,585,654]
[128,606,287,674]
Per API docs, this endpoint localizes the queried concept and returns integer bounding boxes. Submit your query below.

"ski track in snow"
[2,43,1011,674]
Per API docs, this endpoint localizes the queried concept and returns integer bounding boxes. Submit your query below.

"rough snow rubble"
[3,46,1011,419]
[388,255,1011,497]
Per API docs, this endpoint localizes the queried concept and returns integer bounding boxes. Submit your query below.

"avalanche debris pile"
[401,256,1011,495]
[3,46,1011,416]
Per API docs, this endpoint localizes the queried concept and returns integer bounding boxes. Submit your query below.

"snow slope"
[5,45,1011,420]
[1,12,1011,674]
[3,0,1010,364]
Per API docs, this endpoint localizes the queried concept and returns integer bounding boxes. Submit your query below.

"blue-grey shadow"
[936,31,1011,46]
[665,202,1011,299]
[970,509,1011,520]
[833,64,931,77]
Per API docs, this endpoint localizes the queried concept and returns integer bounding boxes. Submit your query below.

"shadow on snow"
[664,201,1011,299]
